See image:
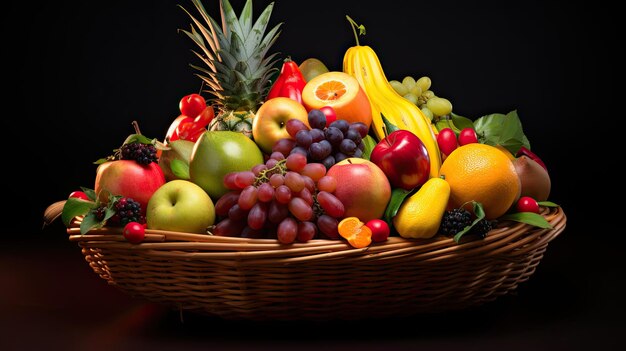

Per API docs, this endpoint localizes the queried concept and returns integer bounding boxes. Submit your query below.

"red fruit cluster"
[165,93,215,143]
[437,127,478,158]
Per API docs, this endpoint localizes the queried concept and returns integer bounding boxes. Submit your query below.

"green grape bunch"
[389,75,453,120]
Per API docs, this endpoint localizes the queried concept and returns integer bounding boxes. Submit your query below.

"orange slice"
[338,217,372,249]
[302,71,372,129]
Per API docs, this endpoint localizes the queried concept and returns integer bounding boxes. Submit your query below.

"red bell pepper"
[267,57,307,103]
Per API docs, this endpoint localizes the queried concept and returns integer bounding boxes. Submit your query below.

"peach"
[326,158,391,222]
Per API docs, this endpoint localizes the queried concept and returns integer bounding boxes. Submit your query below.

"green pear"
[190,131,263,200]
[299,58,329,82]
[158,139,195,181]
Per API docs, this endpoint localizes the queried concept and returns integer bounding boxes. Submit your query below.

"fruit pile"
[58,0,556,249]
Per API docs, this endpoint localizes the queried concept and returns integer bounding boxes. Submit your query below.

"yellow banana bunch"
[343,42,442,178]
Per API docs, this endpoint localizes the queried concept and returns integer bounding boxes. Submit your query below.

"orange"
[302,71,372,128]
[439,143,521,219]
[495,144,516,161]
[338,217,372,248]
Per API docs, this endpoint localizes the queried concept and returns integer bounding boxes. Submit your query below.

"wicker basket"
[54,203,566,321]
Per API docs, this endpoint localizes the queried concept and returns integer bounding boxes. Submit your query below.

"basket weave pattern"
[68,207,566,320]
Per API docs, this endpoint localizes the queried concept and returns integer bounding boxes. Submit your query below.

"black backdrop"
[3,0,621,349]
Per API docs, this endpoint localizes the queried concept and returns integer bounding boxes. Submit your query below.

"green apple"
[189,130,263,200]
[146,179,215,234]
[158,139,195,181]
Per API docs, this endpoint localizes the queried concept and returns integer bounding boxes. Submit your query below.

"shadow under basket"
[59,205,566,321]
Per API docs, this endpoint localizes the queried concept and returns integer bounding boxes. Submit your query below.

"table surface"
[1,225,622,351]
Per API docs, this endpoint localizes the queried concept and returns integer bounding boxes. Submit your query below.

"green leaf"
[171,159,191,180]
[80,187,97,201]
[381,113,399,134]
[93,157,113,165]
[61,198,96,227]
[500,212,552,229]
[450,112,475,130]
[473,110,531,155]
[453,201,486,243]
[538,201,559,207]
[79,212,102,234]
[122,133,154,145]
[361,135,378,160]
[383,188,412,228]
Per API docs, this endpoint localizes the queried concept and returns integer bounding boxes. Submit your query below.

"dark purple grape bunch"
[273,109,369,170]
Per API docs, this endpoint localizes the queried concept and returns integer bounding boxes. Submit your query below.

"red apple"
[370,130,430,190]
[95,160,166,214]
[326,158,391,222]
[252,97,310,154]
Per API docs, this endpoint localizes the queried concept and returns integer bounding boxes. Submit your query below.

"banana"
[343,45,442,178]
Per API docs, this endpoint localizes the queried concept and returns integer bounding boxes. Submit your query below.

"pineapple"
[179,0,282,138]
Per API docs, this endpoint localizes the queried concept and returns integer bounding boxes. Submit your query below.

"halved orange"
[338,217,372,249]
[302,71,373,129]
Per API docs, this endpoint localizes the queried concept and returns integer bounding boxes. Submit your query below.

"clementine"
[338,217,372,248]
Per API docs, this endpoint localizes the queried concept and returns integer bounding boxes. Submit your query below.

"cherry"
[68,191,89,201]
[179,93,207,118]
[123,222,146,244]
[320,106,337,128]
[458,128,478,146]
[516,196,540,213]
[436,128,458,156]
[365,219,390,242]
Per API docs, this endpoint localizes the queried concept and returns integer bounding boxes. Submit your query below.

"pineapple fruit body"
[208,110,254,138]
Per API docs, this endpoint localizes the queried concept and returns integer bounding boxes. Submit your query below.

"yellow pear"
[393,177,450,239]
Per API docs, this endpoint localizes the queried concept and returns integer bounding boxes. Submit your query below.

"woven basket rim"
[59,205,566,320]
[66,206,566,265]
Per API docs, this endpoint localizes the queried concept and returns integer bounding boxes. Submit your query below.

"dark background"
[2,0,621,350]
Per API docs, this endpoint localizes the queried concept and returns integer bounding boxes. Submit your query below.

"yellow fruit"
[439,143,521,219]
[393,177,450,239]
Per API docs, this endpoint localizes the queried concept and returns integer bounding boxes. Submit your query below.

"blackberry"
[439,208,473,236]
[109,197,144,226]
[470,219,497,239]
[92,205,108,221]
[120,142,157,165]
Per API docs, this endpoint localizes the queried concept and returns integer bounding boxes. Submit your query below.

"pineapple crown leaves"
[179,0,283,112]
